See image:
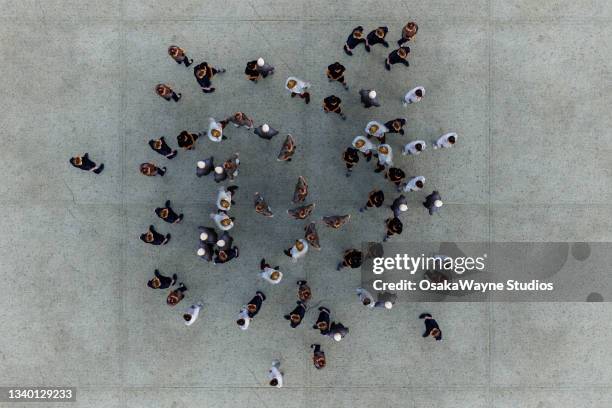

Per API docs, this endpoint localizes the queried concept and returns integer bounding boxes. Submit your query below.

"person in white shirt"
[365,120,389,142]
[285,77,311,104]
[216,185,238,212]
[207,117,225,142]
[259,258,283,284]
[236,306,251,330]
[352,136,375,160]
[402,175,425,192]
[402,140,427,155]
[268,360,283,388]
[374,144,393,172]
[182,302,203,326]
[210,211,234,231]
[356,288,376,308]
[403,86,425,106]
[283,239,309,263]
[433,132,457,149]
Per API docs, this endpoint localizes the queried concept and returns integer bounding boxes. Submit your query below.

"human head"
[153,140,162,150]
[333,333,342,342]
[398,48,408,58]
[448,135,456,144]
[197,248,205,256]
[430,328,441,338]
[270,271,281,281]
[220,199,230,209]
[197,161,206,169]
[214,166,224,174]
[415,89,423,97]
[216,239,226,247]
[220,218,232,227]
[378,145,389,155]
[211,129,221,139]
[148,277,161,289]
[236,318,245,326]
[416,180,424,188]
[384,301,393,309]
[72,156,82,166]
[262,124,270,133]
[269,379,278,387]
[354,139,365,148]
[415,143,423,151]
[183,314,192,322]
[434,200,443,208]
[399,204,408,212]
[286,79,297,89]
[290,314,301,323]
[257,57,265,67]
[363,298,371,306]
[295,240,304,251]
[368,90,377,99]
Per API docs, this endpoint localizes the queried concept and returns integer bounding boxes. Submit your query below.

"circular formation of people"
[69,22,455,386]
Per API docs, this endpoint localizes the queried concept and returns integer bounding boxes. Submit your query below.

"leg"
[385,58,391,71]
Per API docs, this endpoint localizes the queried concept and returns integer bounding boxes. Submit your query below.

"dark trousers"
[156,167,166,176]
[171,92,180,102]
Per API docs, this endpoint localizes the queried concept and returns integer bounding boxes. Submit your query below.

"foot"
[344,84,349,90]
[176,214,184,223]
[218,68,226,73]
[336,262,342,271]
[343,45,353,56]
[385,63,391,71]
[359,207,365,213]
[177,93,182,99]
[365,45,371,52]
[171,274,177,285]
[165,200,171,208]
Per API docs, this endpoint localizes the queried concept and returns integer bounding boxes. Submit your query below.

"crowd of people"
[69,21,456,386]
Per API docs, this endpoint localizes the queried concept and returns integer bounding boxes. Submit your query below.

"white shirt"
[268,366,283,388]
[210,212,234,231]
[404,86,425,104]
[434,132,457,149]
[356,288,375,308]
[285,77,310,94]
[290,239,309,262]
[402,140,427,155]
[352,136,375,154]
[376,144,393,167]
[216,187,232,211]
[238,307,251,330]
[183,303,203,326]
[365,121,389,139]
[260,267,283,284]
[402,176,426,192]
[207,118,224,143]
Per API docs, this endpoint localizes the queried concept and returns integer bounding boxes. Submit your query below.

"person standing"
[374,292,397,309]
[236,306,252,330]
[328,322,349,342]
[196,244,214,262]
[343,26,367,56]
[402,175,425,192]
[326,62,348,90]
[246,291,266,318]
[292,176,308,203]
[166,283,187,306]
[342,147,360,177]
[139,162,166,177]
[176,130,199,150]
[155,83,181,102]
[198,226,218,246]
[210,211,235,231]
[359,189,384,212]
[155,200,184,224]
[423,191,443,215]
[182,302,203,326]
[359,89,380,108]
[365,26,389,51]
[402,140,427,155]
[284,301,307,328]
[323,95,347,120]
[254,123,279,140]
[287,203,316,220]
[268,360,283,388]
[384,118,407,136]
[140,225,170,245]
[148,137,177,159]
[69,153,104,174]
[254,192,274,217]
[337,249,362,270]
[284,239,309,262]
[147,269,177,289]
[390,195,409,218]
[216,185,238,212]
[168,45,193,67]
[297,280,312,302]
[222,153,240,181]
[193,61,226,93]
[383,217,403,242]
[398,21,418,46]
[312,307,330,334]
[374,144,393,173]
[403,86,425,105]
[433,132,457,149]
[213,245,239,264]
[311,344,326,369]
[224,112,254,129]
[322,215,351,229]
[277,134,297,162]
[385,167,406,189]
[385,47,410,71]
[285,77,311,104]
[207,117,227,143]
[365,120,389,142]
[304,222,321,250]
[256,57,275,78]
[260,259,283,284]
[419,313,442,340]
[196,157,215,177]
[356,287,376,308]
[352,136,375,161]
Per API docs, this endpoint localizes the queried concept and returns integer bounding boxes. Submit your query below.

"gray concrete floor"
[0,1,611,407]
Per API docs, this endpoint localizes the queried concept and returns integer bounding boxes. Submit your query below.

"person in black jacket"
[139,162,166,177]
[342,147,360,177]
[343,26,367,56]
[385,47,410,71]
[383,217,403,242]
[167,283,187,306]
[328,322,349,342]
[284,301,306,328]
[155,83,181,102]
[244,60,260,81]
[423,191,443,215]
[168,45,193,67]
[155,200,183,224]
[313,307,331,334]
[326,62,348,90]
[147,269,177,289]
[69,153,104,174]
[148,137,177,159]
[384,118,407,136]
[196,157,214,177]
[246,291,266,318]
[140,225,171,245]
[337,249,362,271]
[385,167,406,189]
[193,62,226,93]
[360,189,384,212]
[254,123,279,140]
[322,95,346,120]
[177,131,199,150]
[419,313,442,340]
[365,26,389,51]
[214,246,239,264]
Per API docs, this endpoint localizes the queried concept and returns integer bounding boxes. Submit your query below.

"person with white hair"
[236,306,251,330]
[207,117,226,142]
[390,195,409,218]
[374,292,397,309]
[402,175,425,193]
[352,135,375,161]
[213,165,227,183]
[433,132,457,149]
[356,287,376,308]
[343,26,367,56]
[210,211,235,231]
[423,191,443,215]
[385,46,410,71]
[196,156,214,177]
[254,123,279,140]
[283,239,309,263]
[196,243,214,262]
[374,144,393,172]
[268,360,283,388]
[259,258,283,284]
[327,322,349,342]
[285,77,311,104]
[193,61,226,93]
[216,185,238,212]
[182,302,203,326]
[365,120,389,142]
[359,89,380,108]
[402,139,427,155]
[403,86,425,105]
